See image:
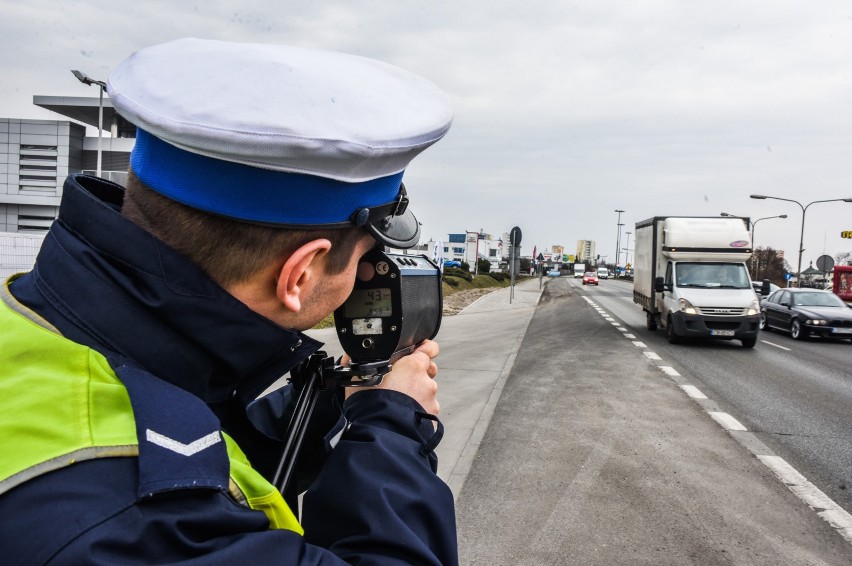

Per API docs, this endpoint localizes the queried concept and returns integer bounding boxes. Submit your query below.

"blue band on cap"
[130,129,405,225]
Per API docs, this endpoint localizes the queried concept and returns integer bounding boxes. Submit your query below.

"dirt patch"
[443,288,496,315]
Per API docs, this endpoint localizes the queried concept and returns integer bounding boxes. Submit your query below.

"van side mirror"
[760,279,771,296]
[654,276,666,293]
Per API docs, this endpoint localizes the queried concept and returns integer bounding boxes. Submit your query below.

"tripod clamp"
[271,352,393,505]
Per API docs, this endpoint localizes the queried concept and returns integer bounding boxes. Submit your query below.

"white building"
[431,231,504,270]
[1,96,136,233]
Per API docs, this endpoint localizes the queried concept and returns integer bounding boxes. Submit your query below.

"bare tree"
[752,247,792,286]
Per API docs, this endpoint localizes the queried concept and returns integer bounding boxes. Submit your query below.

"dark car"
[582,272,599,286]
[752,280,780,299]
[760,288,852,341]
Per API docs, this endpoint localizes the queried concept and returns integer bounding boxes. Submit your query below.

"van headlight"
[678,298,698,315]
[746,299,760,316]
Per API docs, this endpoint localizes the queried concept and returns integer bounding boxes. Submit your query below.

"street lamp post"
[614,209,625,278]
[623,231,632,267]
[720,212,787,278]
[749,195,852,287]
[71,70,107,178]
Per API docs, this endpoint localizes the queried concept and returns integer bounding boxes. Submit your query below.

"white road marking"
[762,340,791,351]
[708,412,747,431]
[679,384,707,399]
[631,341,647,348]
[644,351,662,361]
[624,333,635,338]
[659,366,681,377]
[758,455,852,542]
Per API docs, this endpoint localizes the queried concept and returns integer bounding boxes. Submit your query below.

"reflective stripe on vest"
[0,277,302,534]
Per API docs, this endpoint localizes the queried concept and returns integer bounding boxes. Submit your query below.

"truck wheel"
[666,315,681,344]
[791,319,808,340]
[646,312,657,331]
[741,337,757,348]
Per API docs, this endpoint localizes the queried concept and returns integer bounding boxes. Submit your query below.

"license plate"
[711,330,735,337]
[832,328,852,334]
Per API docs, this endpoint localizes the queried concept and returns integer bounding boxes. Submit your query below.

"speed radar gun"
[273,246,442,501]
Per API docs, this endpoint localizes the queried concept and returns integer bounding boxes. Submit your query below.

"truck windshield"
[675,262,750,289]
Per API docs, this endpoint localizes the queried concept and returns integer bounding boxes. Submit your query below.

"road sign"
[510,226,522,246]
[785,273,792,280]
[816,254,835,272]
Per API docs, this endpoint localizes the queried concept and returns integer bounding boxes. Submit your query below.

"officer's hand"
[345,339,440,415]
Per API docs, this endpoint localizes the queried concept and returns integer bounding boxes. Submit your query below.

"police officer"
[0,39,456,564]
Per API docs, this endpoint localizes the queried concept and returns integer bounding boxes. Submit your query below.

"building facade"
[1,96,135,233]
[576,239,596,263]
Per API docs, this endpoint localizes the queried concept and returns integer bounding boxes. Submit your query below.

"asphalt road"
[456,276,852,565]
[586,277,852,518]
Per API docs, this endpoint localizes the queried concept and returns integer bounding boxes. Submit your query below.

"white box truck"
[573,263,586,278]
[633,216,760,348]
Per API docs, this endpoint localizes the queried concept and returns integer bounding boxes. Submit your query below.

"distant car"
[760,288,852,341]
[547,269,561,277]
[752,280,780,299]
[582,272,599,286]
[443,260,462,268]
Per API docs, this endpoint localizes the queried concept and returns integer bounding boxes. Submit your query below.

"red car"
[582,272,599,285]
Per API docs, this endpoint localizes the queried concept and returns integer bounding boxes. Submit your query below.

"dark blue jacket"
[1,175,457,565]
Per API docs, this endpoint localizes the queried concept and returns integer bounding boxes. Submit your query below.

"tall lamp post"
[749,195,852,287]
[721,212,787,278]
[71,70,106,178]
[623,231,632,267]
[614,209,625,278]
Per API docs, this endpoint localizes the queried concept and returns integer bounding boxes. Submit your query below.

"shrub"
[487,272,506,282]
[443,266,473,282]
[444,277,460,287]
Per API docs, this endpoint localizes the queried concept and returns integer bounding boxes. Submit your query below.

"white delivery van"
[633,217,760,348]
[596,267,609,279]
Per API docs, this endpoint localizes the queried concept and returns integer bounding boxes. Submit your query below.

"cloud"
[2,0,852,261]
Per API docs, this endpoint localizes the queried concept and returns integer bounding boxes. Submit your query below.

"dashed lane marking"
[679,384,708,399]
[762,340,792,351]
[581,294,852,545]
[758,455,852,541]
[708,411,747,431]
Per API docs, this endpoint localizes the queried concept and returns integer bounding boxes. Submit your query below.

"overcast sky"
[3,1,852,269]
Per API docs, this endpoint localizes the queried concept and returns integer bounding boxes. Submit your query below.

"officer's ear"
[276,239,332,313]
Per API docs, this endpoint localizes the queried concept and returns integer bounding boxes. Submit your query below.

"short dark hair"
[121,171,367,286]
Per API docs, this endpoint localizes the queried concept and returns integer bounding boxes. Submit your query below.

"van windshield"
[675,262,750,289]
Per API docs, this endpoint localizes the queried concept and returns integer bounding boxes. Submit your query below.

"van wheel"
[741,337,757,348]
[646,312,657,331]
[666,315,681,344]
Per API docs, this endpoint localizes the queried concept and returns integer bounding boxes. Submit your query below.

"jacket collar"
[16,174,322,406]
